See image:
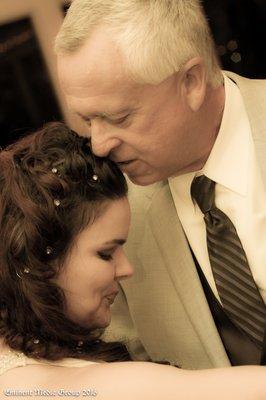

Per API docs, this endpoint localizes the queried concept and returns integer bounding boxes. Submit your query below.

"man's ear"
[180,57,207,112]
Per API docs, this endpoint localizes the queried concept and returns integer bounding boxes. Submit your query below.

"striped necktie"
[191,175,266,348]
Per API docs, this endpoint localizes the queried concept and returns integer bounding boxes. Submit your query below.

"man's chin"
[126,172,161,186]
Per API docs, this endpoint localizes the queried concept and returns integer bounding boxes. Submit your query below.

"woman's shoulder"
[60,361,182,400]
[64,362,266,400]
[2,359,265,400]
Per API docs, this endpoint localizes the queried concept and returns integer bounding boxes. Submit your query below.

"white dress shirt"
[169,75,266,303]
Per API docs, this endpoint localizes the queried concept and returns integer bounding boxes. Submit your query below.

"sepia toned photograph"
[0,1,265,398]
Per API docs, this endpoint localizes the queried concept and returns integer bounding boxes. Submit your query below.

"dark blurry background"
[0,0,265,147]
[203,0,266,79]
[0,18,62,148]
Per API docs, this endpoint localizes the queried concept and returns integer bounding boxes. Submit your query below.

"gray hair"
[55,0,222,86]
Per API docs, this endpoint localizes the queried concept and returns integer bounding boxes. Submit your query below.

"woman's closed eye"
[97,249,116,261]
[97,240,126,262]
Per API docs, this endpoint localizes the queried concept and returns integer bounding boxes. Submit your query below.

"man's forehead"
[59,64,139,117]
[57,28,133,93]
[58,57,126,94]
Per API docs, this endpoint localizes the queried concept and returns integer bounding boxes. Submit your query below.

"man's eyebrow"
[102,239,127,246]
[77,108,135,121]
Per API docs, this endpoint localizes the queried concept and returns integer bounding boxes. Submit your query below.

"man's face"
[58,29,202,185]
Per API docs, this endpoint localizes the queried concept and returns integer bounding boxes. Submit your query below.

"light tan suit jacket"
[104,72,266,369]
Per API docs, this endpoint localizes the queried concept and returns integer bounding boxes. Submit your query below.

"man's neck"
[189,82,225,174]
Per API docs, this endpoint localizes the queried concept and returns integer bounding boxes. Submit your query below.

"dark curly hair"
[0,122,130,362]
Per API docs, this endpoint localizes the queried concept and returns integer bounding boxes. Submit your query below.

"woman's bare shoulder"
[1,361,265,400]
[50,361,266,400]
[53,361,186,400]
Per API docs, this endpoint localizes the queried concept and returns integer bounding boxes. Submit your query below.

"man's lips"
[116,159,135,166]
[116,160,139,173]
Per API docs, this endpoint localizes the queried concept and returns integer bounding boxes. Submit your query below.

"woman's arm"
[62,361,266,400]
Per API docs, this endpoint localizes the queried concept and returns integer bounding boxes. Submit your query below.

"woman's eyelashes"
[98,253,113,261]
[97,248,116,261]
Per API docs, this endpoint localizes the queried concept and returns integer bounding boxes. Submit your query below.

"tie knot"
[191,175,216,213]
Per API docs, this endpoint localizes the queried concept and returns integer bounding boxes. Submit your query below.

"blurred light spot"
[227,40,238,52]
[231,52,242,63]
[217,45,227,56]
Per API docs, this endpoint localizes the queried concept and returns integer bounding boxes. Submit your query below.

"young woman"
[0,123,265,400]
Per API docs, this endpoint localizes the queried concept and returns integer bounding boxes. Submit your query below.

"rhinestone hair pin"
[16,267,30,279]
[51,167,58,174]
[53,199,61,207]
[46,246,53,255]
[15,271,23,279]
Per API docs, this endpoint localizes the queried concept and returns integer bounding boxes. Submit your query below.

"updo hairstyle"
[0,122,129,362]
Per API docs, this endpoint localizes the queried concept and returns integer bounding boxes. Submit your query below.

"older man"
[55,0,266,368]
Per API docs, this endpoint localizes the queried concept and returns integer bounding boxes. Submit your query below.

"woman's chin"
[87,309,112,330]
[69,300,113,330]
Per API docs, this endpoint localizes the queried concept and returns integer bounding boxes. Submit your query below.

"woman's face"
[57,197,133,329]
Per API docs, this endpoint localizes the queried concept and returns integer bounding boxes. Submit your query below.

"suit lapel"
[140,183,230,367]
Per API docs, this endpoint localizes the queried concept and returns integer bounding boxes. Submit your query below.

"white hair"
[55,0,222,86]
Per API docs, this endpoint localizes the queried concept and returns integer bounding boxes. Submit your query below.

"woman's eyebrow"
[102,239,127,246]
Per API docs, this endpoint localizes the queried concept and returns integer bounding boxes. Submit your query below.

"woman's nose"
[115,251,134,281]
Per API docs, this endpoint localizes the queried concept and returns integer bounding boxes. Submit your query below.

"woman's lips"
[104,291,119,305]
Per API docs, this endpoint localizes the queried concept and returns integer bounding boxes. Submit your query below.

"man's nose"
[115,251,134,281]
[90,121,122,158]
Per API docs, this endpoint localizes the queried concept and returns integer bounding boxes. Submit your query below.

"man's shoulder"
[224,70,266,88]
[224,71,266,141]
[224,71,266,107]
